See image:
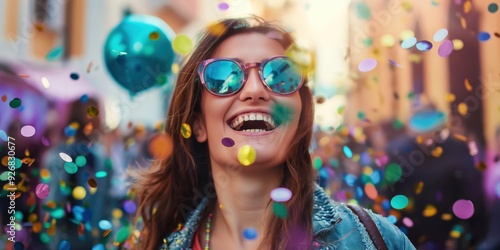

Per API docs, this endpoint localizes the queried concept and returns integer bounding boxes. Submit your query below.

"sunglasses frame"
[197,55,304,97]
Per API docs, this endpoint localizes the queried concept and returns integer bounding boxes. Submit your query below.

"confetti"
[398,217,413,229]
[221,137,235,147]
[433,28,448,42]
[99,220,112,230]
[59,153,72,162]
[343,145,353,158]
[358,58,377,72]
[364,183,378,200]
[207,22,227,36]
[35,183,50,199]
[271,102,294,125]
[391,195,409,210]
[452,39,464,50]
[285,44,315,76]
[72,186,86,200]
[148,133,173,160]
[423,204,437,217]
[70,73,79,80]
[355,2,371,19]
[381,34,395,47]
[478,32,491,42]
[9,98,22,108]
[58,240,70,250]
[181,123,192,138]
[46,46,64,61]
[41,77,50,88]
[123,200,137,214]
[438,40,453,57]
[96,171,108,178]
[218,2,229,11]
[115,226,132,243]
[102,230,112,237]
[20,125,35,137]
[465,78,473,91]
[75,155,87,167]
[458,102,468,116]
[14,242,25,250]
[388,59,401,67]
[401,37,417,49]
[1,95,6,102]
[431,146,443,157]
[172,34,194,56]
[149,31,160,40]
[238,145,256,166]
[87,61,93,73]
[64,162,78,174]
[243,228,258,240]
[272,202,288,218]
[385,163,402,183]
[17,74,30,78]
[489,3,498,13]
[80,94,89,103]
[464,0,472,13]
[87,106,99,118]
[416,41,433,51]
[460,16,467,29]
[453,199,474,219]
[270,187,292,202]
[415,181,424,194]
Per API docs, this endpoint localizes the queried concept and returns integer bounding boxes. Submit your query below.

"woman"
[133,16,414,250]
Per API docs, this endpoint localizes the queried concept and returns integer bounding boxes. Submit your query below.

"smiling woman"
[131,16,415,250]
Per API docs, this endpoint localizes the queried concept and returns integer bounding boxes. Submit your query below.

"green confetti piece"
[0,171,10,181]
[356,2,371,20]
[385,163,402,183]
[46,46,64,61]
[393,119,404,130]
[313,156,322,170]
[75,155,87,167]
[40,232,50,244]
[115,226,132,243]
[273,202,288,218]
[15,210,23,221]
[407,92,415,99]
[357,111,366,120]
[96,171,108,178]
[50,207,65,219]
[14,158,22,169]
[391,195,409,210]
[363,37,373,47]
[271,103,294,126]
[9,98,22,108]
[64,162,78,174]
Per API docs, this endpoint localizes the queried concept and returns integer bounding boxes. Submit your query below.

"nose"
[238,67,270,102]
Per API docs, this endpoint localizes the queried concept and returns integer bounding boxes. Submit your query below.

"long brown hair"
[132,16,316,250]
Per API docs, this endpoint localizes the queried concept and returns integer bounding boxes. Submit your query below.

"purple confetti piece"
[221,137,235,147]
[438,40,454,57]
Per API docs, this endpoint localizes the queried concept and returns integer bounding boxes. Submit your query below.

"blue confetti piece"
[58,240,70,250]
[478,32,491,42]
[343,145,353,158]
[387,215,397,224]
[0,130,7,142]
[344,174,357,187]
[242,228,258,240]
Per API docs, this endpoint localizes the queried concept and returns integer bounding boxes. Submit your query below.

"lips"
[228,112,277,132]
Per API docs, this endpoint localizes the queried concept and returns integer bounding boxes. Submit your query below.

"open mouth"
[228,113,278,132]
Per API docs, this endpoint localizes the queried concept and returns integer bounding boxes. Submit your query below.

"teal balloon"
[104,15,175,95]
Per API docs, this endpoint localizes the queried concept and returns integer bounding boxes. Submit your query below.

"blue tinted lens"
[203,60,244,95]
[262,58,302,94]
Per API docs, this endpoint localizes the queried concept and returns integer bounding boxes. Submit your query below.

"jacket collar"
[165,183,339,248]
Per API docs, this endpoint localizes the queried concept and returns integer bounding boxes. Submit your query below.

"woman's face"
[195,32,302,169]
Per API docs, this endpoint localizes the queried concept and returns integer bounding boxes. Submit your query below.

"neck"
[209,162,283,248]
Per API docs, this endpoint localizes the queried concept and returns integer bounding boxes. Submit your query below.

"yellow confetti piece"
[441,213,453,221]
[431,146,443,157]
[452,39,464,50]
[416,135,424,144]
[285,44,315,77]
[400,30,415,41]
[238,145,256,166]
[414,181,424,195]
[207,21,226,36]
[458,102,468,116]
[87,106,99,118]
[460,17,467,29]
[172,34,194,56]
[72,186,87,200]
[381,34,395,48]
[454,134,467,141]
[450,230,461,238]
[112,208,123,219]
[464,78,472,91]
[464,1,472,14]
[446,93,456,102]
[180,123,192,139]
[172,63,180,74]
[423,204,437,217]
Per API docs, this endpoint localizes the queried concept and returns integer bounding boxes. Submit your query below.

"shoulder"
[314,202,415,250]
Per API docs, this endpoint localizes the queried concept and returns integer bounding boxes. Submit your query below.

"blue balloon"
[104,15,175,95]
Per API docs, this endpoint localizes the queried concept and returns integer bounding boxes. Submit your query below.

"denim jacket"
[163,184,415,249]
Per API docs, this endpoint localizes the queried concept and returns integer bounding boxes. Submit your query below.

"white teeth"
[229,112,277,130]
[242,129,265,132]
